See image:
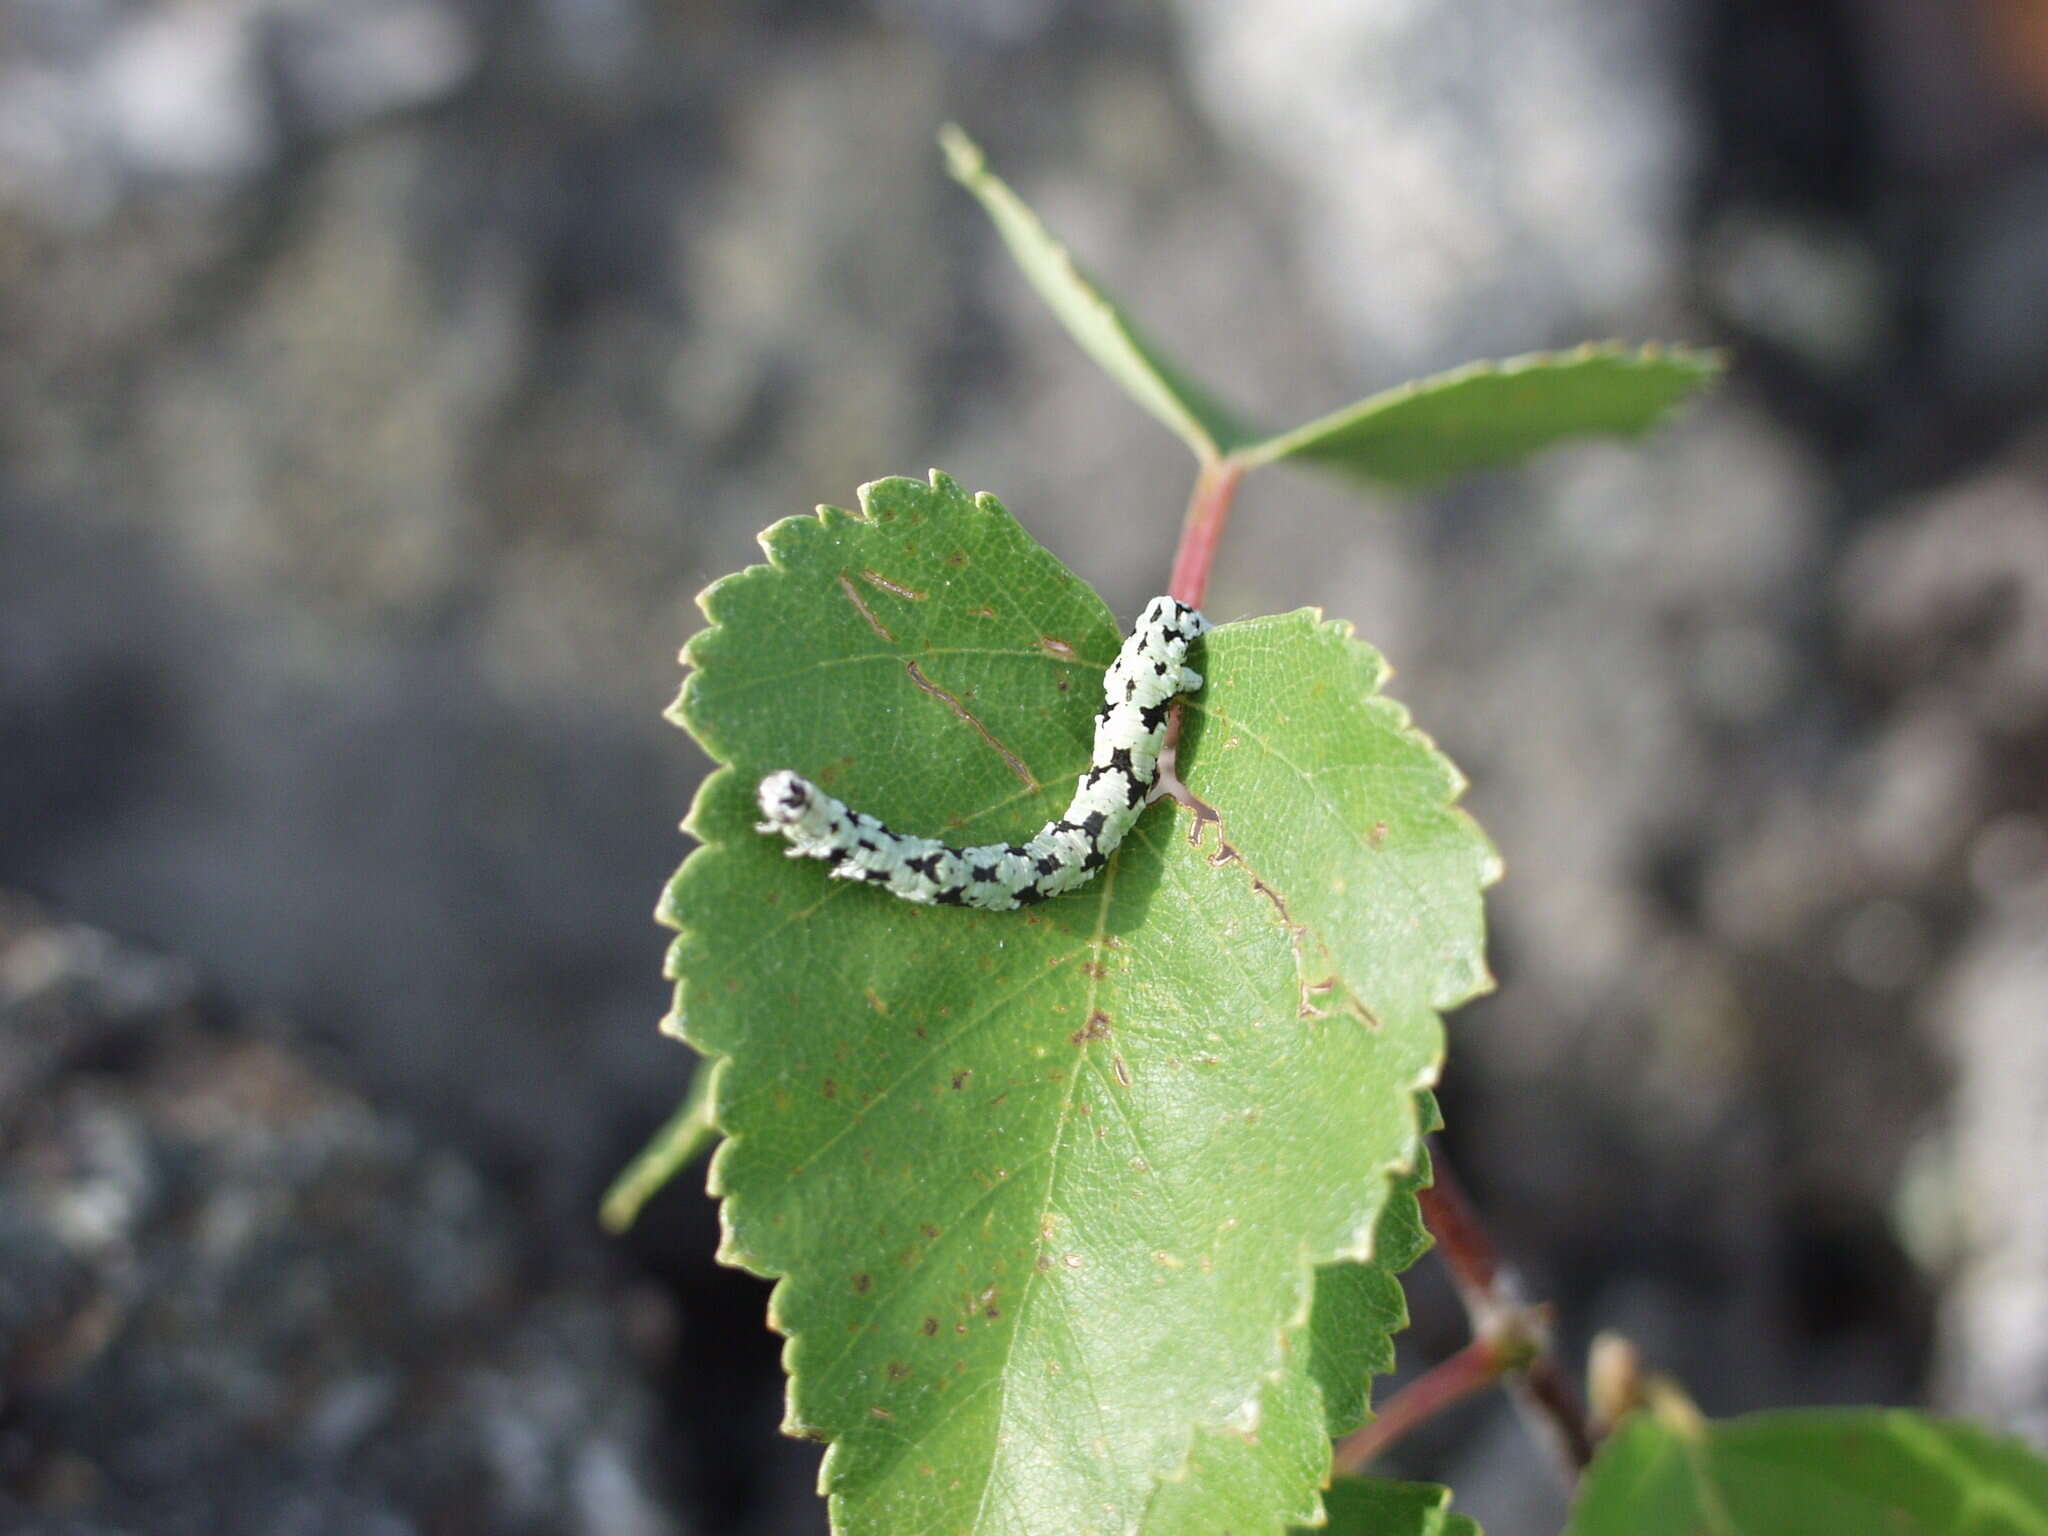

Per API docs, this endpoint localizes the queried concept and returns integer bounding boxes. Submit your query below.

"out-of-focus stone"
[0,0,478,226]
[1843,465,2048,729]
[1932,886,2048,1446]
[1174,0,1694,377]
[0,894,679,1536]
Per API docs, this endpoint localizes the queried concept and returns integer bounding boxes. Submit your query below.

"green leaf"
[1312,1477,1481,1535]
[940,125,1259,462]
[1567,1407,2048,1535]
[660,470,1495,1533]
[1237,344,1723,488]
[1139,1367,1337,1533]
[600,1062,719,1233]
[1136,1105,1442,1533]
[1311,1115,1436,1438]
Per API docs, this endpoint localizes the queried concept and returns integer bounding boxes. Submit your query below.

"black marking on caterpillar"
[756,597,1209,911]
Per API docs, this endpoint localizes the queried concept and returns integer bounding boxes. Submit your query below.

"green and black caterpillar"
[756,596,1208,910]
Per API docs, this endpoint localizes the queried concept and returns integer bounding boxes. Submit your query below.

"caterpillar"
[756,596,1208,910]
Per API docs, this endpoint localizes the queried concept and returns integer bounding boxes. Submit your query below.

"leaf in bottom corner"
[1566,1407,2048,1535]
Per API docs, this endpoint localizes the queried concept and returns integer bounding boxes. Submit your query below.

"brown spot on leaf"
[836,573,895,642]
[1037,635,1078,661]
[853,1273,872,1294]
[1251,876,1294,926]
[902,661,1036,789]
[860,569,926,601]
[1070,1011,1112,1046]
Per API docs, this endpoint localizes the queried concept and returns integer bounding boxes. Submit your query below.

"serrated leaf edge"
[659,532,1487,1527]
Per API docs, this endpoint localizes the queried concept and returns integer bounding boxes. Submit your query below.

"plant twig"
[1419,1141,1596,1479]
[1515,1350,1596,1475]
[1157,457,1245,774]
[1167,457,1245,609]
[1416,1151,1502,1315]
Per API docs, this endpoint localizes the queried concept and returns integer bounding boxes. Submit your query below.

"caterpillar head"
[757,769,817,827]
[1141,596,1209,645]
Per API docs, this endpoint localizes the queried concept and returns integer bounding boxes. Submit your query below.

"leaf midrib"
[960,855,1120,1535]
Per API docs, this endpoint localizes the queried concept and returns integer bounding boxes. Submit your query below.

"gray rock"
[0,0,478,225]
[1932,885,2048,1447]
[1174,0,1695,378]
[0,895,678,1536]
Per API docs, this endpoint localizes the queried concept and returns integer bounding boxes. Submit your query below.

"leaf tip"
[937,121,983,181]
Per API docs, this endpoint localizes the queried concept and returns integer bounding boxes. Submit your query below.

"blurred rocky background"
[2,1,2044,1532]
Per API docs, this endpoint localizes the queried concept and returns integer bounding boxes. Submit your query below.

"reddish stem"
[1419,1140,1597,1478]
[1417,1150,1503,1316]
[1516,1352,1597,1475]
[1332,1336,1506,1476]
[1167,458,1245,609]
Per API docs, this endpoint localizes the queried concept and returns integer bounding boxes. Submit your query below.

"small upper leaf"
[941,125,1259,463]
[939,127,1715,493]
[1236,344,1723,487]
[660,472,1495,1532]
[1567,1407,2048,1535]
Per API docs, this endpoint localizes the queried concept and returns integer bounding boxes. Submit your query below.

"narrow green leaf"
[1312,1476,1481,1535]
[660,471,1495,1532]
[940,124,1259,462]
[1567,1408,2048,1535]
[601,1062,719,1233]
[1237,344,1723,488]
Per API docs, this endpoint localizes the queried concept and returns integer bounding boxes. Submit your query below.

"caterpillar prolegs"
[756,596,1209,911]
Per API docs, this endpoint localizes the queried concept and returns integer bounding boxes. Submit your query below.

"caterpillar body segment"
[756,596,1208,911]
